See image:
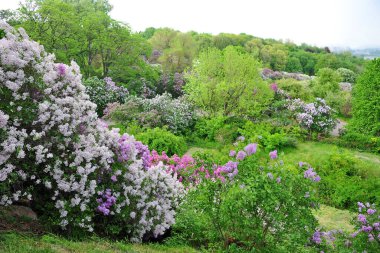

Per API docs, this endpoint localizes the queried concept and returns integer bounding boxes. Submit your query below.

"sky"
[1,0,380,49]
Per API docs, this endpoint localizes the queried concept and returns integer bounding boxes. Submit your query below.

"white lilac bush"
[105,93,196,134]
[83,76,129,117]
[287,97,336,135]
[0,21,184,241]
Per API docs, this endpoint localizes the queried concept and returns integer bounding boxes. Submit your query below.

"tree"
[149,29,196,73]
[311,68,341,98]
[351,59,380,136]
[285,57,303,73]
[16,0,155,83]
[185,46,272,117]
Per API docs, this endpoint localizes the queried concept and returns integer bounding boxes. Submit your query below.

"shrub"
[336,67,357,83]
[317,152,380,209]
[287,98,336,136]
[106,93,196,134]
[171,148,320,251]
[136,128,187,156]
[351,58,380,136]
[0,22,183,242]
[83,76,128,116]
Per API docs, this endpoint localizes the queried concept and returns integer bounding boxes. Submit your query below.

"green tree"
[311,67,342,98]
[185,46,272,117]
[351,59,380,136]
[285,57,303,72]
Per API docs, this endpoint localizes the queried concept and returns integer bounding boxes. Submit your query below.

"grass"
[313,205,355,232]
[0,232,198,253]
[281,141,380,177]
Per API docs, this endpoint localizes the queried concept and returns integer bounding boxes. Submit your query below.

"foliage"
[276,79,313,101]
[0,23,183,242]
[149,28,197,73]
[336,130,380,152]
[136,128,187,156]
[238,121,300,151]
[311,67,342,98]
[185,46,272,117]
[83,77,128,116]
[172,149,320,251]
[105,93,197,134]
[351,58,380,136]
[15,0,156,84]
[316,152,380,210]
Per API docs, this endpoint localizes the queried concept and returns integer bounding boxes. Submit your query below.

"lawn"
[0,232,198,253]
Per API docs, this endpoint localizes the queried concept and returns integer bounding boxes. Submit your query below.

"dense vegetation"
[1,0,380,252]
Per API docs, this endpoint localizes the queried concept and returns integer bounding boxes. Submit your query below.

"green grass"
[313,205,355,232]
[0,232,198,253]
[281,141,380,177]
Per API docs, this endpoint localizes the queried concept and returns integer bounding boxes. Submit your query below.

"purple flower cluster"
[57,64,66,76]
[304,167,321,182]
[214,161,239,181]
[97,189,117,216]
[269,150,278,159]
[351,202,380,243]
[270,83,278,92]
[236,151,247,160]
[244,143,257,155]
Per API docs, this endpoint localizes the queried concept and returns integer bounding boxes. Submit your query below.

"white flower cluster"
[115,161,184,242]
[0,21,183,241]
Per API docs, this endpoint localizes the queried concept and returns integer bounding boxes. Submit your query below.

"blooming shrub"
[83,76,128,116]
[0,22,183,241]
[311,202,380,252]
[171,146,320,251]
[287,97,336,135]
[105,93,196,134]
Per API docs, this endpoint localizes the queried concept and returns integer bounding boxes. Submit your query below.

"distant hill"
[332,47,380,60]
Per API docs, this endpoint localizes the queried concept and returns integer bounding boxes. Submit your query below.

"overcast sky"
[1,0,379,48]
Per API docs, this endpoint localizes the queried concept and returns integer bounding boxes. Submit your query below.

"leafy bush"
[238,121,300,150]
[317,152,380,209]
[332,130,380,152]
[83,76,128,116]
[0,22,183,242]
[136,128,187,156]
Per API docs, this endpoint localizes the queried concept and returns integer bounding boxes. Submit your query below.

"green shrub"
[317,152,380,210]
[136,128,187,156]
[351,58,380,136]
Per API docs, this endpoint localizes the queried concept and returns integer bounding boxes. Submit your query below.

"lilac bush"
[0,22,183,241]
[83,76,128,116]
[287,97,336,135]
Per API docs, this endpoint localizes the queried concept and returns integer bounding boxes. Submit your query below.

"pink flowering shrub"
[0,22,183,242]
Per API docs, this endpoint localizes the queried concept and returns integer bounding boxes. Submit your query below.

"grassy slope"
[281,141,380,177]
[313,205,354,232]
[0,233,198,253]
